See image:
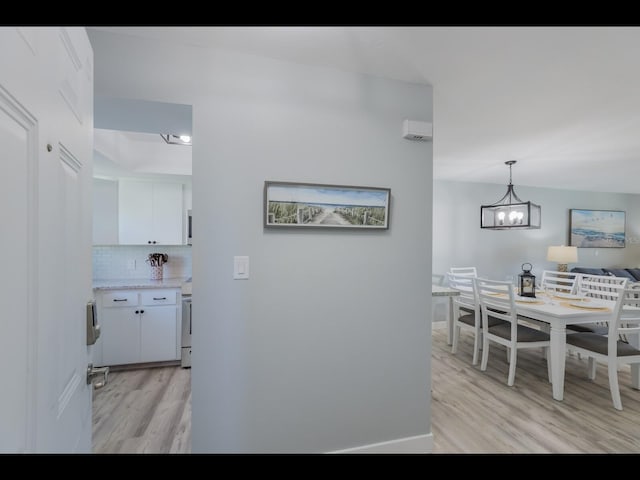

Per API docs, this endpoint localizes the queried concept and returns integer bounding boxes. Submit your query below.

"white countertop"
[432,285,460,297]
[93,277,189,290]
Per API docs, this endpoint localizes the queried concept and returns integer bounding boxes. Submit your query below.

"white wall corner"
[328,433,433,454]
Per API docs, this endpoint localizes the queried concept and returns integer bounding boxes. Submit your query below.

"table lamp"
[547,245,578,272]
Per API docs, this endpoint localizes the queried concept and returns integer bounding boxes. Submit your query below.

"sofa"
[571,267,640,283]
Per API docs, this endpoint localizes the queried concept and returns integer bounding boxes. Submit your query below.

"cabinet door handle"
[135,310,139,314]
[113,298,128,302]
[140,309,144,314]
[153,297,166,300]
[148,241,152,244]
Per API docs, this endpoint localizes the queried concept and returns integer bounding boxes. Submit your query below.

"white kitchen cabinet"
[140,289,180,362]
[93,178,119,244]
[118,180,183,245]
[94,288,181,367]
[141,306,178,362]
[101,306,141,366]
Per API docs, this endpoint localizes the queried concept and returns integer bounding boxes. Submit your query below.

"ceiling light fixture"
[160,134,192,146]
[480,160,541,230]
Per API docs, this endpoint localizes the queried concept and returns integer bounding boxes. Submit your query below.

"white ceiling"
[94,129,192,177]
[90,27,640,194]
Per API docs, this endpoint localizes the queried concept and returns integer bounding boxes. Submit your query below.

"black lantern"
[518,263,536,297]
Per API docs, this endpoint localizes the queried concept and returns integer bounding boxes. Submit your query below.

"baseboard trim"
[329,433,433,454]
[108,360,181,372]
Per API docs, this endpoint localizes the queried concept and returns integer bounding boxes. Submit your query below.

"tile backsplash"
[93,245,192,280]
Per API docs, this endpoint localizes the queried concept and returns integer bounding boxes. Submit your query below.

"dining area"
[431,266,640,453]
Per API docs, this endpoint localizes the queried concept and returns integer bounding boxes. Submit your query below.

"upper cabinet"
[93,177,191,245]
[92,125,193,246]
[93,178,119,245]
[118,180,183,245]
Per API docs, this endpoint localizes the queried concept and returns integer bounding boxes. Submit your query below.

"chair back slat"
[449,267,477,278]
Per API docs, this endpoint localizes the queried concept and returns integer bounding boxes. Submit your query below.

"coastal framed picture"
[264,181,390,229]
[569,209,625,248]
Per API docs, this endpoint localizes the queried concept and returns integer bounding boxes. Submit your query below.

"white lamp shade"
[547,246,578,263]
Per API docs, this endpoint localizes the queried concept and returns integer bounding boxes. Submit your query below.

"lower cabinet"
[94,288,181,367]
[102,307,141,366]
[140,306,178,363]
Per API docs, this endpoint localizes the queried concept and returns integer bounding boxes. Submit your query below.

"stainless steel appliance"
[181,295,192,368]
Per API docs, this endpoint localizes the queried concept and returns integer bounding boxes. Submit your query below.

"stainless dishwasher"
[181,295,192,368]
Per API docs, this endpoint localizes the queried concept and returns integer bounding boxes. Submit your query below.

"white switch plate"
[233,256,249,280]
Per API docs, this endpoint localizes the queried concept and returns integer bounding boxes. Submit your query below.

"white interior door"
[0,27,94,453]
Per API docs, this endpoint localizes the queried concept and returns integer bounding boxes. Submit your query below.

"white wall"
[433,180,640,284]
[89,30,433,453]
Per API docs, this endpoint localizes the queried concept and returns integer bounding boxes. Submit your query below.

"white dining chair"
[569,274,628,334]
[475,278,551,386]
[448,273,495,365]
[523,270,579,334]
[540,270,579,294]
[566,285,640,410]
[577,273,628,298]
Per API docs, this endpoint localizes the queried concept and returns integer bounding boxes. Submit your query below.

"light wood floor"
[432,324,640,453]
[92,366,191,453]
[92,328,640,454]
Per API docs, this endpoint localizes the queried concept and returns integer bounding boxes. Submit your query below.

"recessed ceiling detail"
[94,128,192,177]
[160,134,192,146]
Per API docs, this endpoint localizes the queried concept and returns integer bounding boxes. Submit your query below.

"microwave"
[187,209,192,245]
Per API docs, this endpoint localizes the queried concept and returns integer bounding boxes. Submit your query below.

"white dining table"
[515,299,640,401]
[432,284,460,345]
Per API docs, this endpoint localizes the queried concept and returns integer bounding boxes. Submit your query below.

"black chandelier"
[480,160,541,230]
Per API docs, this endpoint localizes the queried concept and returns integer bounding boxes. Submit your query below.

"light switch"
[233,256,249,280]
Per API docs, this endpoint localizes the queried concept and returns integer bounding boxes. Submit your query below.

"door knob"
[87,363,109,389]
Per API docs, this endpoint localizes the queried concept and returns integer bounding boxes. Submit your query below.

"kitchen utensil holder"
[151,265,163,280]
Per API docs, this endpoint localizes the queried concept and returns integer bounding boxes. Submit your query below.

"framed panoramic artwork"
[264,181,390,229]
[569,209,625,248]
